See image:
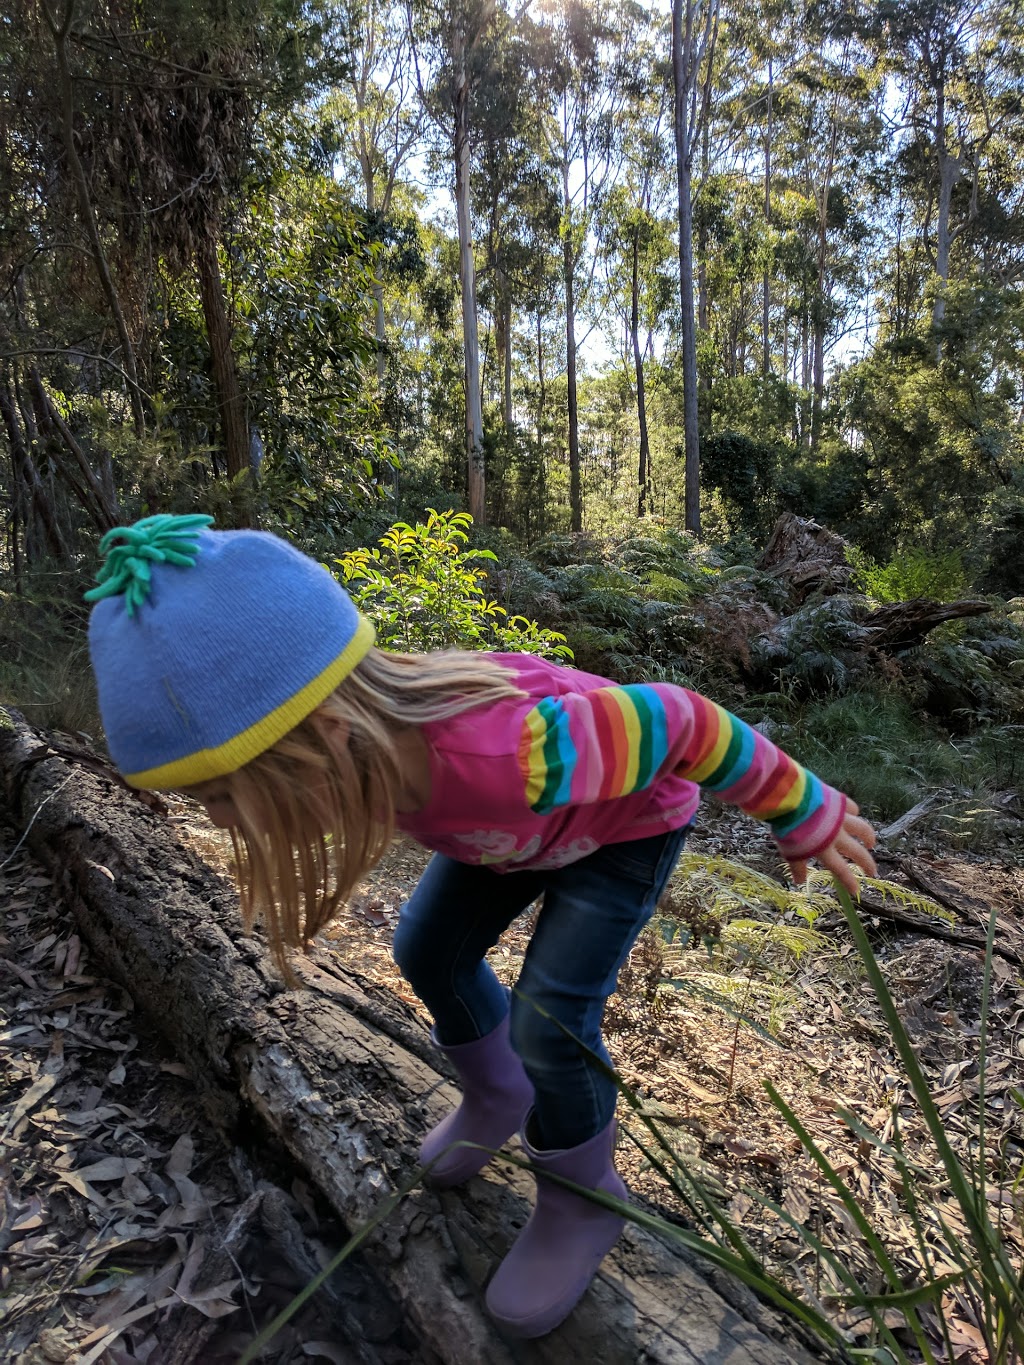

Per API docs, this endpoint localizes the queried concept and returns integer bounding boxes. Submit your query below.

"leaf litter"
[0,811,411,1364]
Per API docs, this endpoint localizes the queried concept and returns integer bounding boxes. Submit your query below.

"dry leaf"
[2,1072,58,1137]
[783,1185,812,1225]
[302,1344,351,1363]
[56,1171,108,1209]
[75,1156,145,1183]
[166,1134,194,1178]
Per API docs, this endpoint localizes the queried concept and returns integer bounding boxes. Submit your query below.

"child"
[87,513,877,1340]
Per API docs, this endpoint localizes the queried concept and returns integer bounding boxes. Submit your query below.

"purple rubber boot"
[485,1116,627,1338]
[420,1014,534,1188]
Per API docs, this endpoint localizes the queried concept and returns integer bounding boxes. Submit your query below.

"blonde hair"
[220,647,525,982]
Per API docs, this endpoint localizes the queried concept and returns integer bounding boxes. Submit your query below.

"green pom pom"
[84,514,214,616]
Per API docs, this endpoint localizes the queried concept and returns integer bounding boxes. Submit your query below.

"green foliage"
[699,431,780,540]
[750,596,876,695]
[0,573,98,736]
[915,615,1024,726]
[977,480,1024,598]
[754,688,964,822]
[334,509,572,659]
[846,545,969,604]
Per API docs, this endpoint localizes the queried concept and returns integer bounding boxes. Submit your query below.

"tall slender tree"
[334,0,426,387]
[671,0,719,536]
[529,0,625,531]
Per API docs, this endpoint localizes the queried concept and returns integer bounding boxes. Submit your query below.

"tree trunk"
[672,0,701,538]
[501,285,513,432]
[41,0,147,439]
[630,236,651,518]
[696,70,713,428]
[536,305,547,537]
[932,74,954,352]
[196,233,250,490]
[362,174,388,390]
[29,368,119,531]
[762,60,773,380]
[0,713,824,1365]
[562,160,583,533]
[0,376,68,561]
[453,23,485,526]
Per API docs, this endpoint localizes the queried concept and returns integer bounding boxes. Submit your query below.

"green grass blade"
[833,883,1024,1347]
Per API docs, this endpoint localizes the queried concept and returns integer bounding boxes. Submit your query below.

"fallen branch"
[854,888,1022,968]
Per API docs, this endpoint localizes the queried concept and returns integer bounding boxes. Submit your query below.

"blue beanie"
[86,514,374,789]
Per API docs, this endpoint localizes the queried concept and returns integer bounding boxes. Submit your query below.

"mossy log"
[0,709,825,1365]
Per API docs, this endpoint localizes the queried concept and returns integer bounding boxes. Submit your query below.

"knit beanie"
[86,514,374,789]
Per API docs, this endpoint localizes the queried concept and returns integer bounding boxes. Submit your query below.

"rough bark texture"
[756,512,854,607]
[0,710,825,1365]
[453,23,485,528]
[196,233,250,486]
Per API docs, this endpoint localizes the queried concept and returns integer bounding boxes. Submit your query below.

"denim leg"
[510,828,689,1151]
[393,853,544,1046]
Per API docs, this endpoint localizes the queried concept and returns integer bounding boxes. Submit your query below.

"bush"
[0,571,99,736]
[334,509,572,660]
[753,688,964,822]
[846,544,969,603]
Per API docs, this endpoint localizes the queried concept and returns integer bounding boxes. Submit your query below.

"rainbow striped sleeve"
[516,684,846,859]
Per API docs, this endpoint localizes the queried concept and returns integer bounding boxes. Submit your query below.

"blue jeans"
[392,827,689,1150]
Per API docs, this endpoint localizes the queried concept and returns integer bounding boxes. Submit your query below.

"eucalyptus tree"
[597,6,676,517]
[780,19,879,447]
[671,0,720,535]
[526,0,629,532]
[330,0,426,386]
[407,0,506,524]
[1,0,390,565]
[863,0,1023,351]
[469,20,545,435]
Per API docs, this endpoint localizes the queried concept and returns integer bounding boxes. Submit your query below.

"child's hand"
[787,801,877,897]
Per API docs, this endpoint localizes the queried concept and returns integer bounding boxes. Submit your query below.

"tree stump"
[0,709,826,1365]
[756,513,854,607]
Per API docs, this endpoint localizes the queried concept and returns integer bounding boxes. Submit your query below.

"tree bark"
[630,235,651,517]
[932,70,952,341]
[762,60,773,380]
[0,377,68,561]
[0,712,824,1365]
[562,157,583,533]
[28,368,120,531]
[196,233,250,491]
[453,21,486,526]
[672,0,717,539]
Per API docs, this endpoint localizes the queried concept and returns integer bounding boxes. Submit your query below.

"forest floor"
[2,795,1023,1365]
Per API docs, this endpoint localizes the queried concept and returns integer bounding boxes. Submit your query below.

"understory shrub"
[846,545,970,604]
[334,508,572,659]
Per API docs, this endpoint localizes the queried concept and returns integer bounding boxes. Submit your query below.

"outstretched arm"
[517,682,868,871]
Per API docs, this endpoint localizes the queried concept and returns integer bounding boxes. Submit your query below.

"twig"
[0,773,74,871]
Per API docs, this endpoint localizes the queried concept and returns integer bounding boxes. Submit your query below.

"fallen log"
[0,709,824,1365]
[862,598,991,652]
